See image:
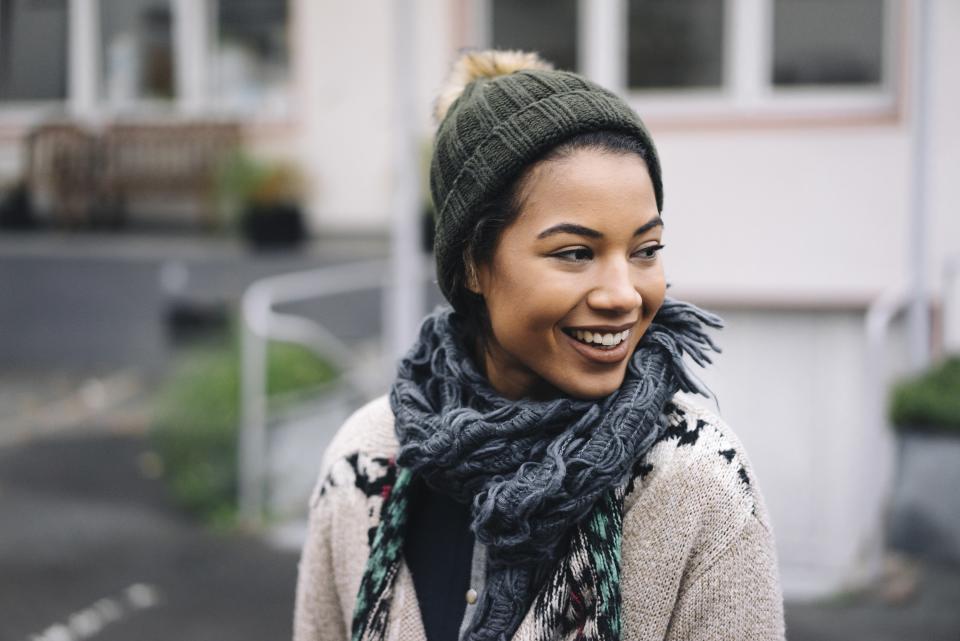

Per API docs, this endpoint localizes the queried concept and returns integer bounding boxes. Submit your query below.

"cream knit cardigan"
[293,391,786,641]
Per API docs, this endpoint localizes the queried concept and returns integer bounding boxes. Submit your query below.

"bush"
[151,327,337,526]
[889,357,960,434]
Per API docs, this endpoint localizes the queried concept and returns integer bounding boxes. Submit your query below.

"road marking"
[28,583,161,641]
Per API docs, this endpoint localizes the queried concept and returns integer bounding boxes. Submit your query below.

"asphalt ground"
[786,561,960,641]
[0,430,300,641]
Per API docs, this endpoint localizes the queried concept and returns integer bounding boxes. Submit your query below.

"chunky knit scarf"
[351,298,723,641]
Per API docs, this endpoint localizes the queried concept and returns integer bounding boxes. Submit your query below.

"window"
[99,0,175,107]
[489,0,577,73]
[0,0,292,116]
[772,0,885,87]
[627,0,725,90]
[476,0,896,119]
[211,0,290,113]
[0,0,68,102]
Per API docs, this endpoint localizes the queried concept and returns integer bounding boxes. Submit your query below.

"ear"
[464,260,482,295]
[463,248,485,296]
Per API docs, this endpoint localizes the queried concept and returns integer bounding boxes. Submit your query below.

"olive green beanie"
[429,49,663,312]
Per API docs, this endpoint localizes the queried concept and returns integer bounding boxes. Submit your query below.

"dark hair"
[454,129,656,353]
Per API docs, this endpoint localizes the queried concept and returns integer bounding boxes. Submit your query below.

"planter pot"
[887,431,960,564]
[0,184,37,230]
[240,203,306,250]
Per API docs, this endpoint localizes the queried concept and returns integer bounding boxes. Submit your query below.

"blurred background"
[1,0,959,639]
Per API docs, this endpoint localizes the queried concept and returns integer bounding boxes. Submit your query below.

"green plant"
[150,324,337,526]
[889,357,960,434]
[215,151,303,226]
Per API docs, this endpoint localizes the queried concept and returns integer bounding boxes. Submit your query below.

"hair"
[454,129,656,355]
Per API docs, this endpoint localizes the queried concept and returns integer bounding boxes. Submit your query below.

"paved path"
[785,558,960,640]
[0,432,299,641]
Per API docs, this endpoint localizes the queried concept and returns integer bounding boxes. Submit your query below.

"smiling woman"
[293,50,786,641]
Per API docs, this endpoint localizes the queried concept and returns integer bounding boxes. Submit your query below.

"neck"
[473,334,561,401]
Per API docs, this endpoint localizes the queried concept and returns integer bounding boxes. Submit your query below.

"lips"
[563,322,636,334]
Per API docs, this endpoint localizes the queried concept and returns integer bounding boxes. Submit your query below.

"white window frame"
[1,0,291,123]
[199,0,293,120]
[478,0,902,123]
[69,0,182,119]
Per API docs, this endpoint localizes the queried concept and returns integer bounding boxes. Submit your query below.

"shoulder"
[618,393,784,637]
[320,394,397,470]
[627,391,759,510]
[309,394,399,508]
[623,391,774,565]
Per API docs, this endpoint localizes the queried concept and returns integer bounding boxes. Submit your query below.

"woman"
[294,50,785,641]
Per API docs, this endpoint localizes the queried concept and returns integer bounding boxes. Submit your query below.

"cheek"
[488,280,563,335]
[641,267,667,311]
[485,269,570,342]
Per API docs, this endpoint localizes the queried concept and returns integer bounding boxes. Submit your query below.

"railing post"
[239,288,269,525]
[944,255,960,356]
[861,286,905,585]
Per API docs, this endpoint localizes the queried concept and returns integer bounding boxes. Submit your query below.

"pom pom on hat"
[433,49,553,124]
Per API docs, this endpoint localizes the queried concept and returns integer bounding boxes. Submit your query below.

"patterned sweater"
[293,392,786,641]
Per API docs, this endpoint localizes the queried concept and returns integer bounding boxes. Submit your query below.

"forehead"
[510,148,660,234]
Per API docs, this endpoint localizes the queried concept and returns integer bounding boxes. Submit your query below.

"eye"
[634,243,665,262]
[551,247,593,262]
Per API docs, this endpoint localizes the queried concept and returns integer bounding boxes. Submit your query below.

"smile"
[561,327,633,364]
[564,328,630,349]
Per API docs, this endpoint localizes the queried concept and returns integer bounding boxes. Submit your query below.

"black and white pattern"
[627,399,757,516]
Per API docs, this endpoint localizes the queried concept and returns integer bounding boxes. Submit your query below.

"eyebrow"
[536,216,664,240]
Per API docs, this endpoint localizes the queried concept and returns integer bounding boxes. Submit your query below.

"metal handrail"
[944,254,960,354]
[238,259,390,524]
[859,285,908,586]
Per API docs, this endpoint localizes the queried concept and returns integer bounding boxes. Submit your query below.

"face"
[468,148,667,401]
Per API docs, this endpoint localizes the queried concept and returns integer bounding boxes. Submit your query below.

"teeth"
[571,329,630,348]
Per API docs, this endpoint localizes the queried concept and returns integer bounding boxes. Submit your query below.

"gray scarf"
[382,297,722,640]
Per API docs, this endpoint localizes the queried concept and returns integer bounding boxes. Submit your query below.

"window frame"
[476,0,902,125]
[0,0,294,122]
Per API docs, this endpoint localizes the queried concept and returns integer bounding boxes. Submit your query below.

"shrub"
[889,356,960,434]
[151,327,337,526]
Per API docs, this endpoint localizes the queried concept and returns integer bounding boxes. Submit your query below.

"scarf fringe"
[642,297,724,397]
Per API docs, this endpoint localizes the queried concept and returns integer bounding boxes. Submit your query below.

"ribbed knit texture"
[344,298,723,641]
[430,67,663,309]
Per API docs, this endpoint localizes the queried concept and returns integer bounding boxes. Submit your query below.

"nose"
[586,259,642,313]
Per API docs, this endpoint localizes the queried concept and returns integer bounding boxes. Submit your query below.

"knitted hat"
[429,49,663,311]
